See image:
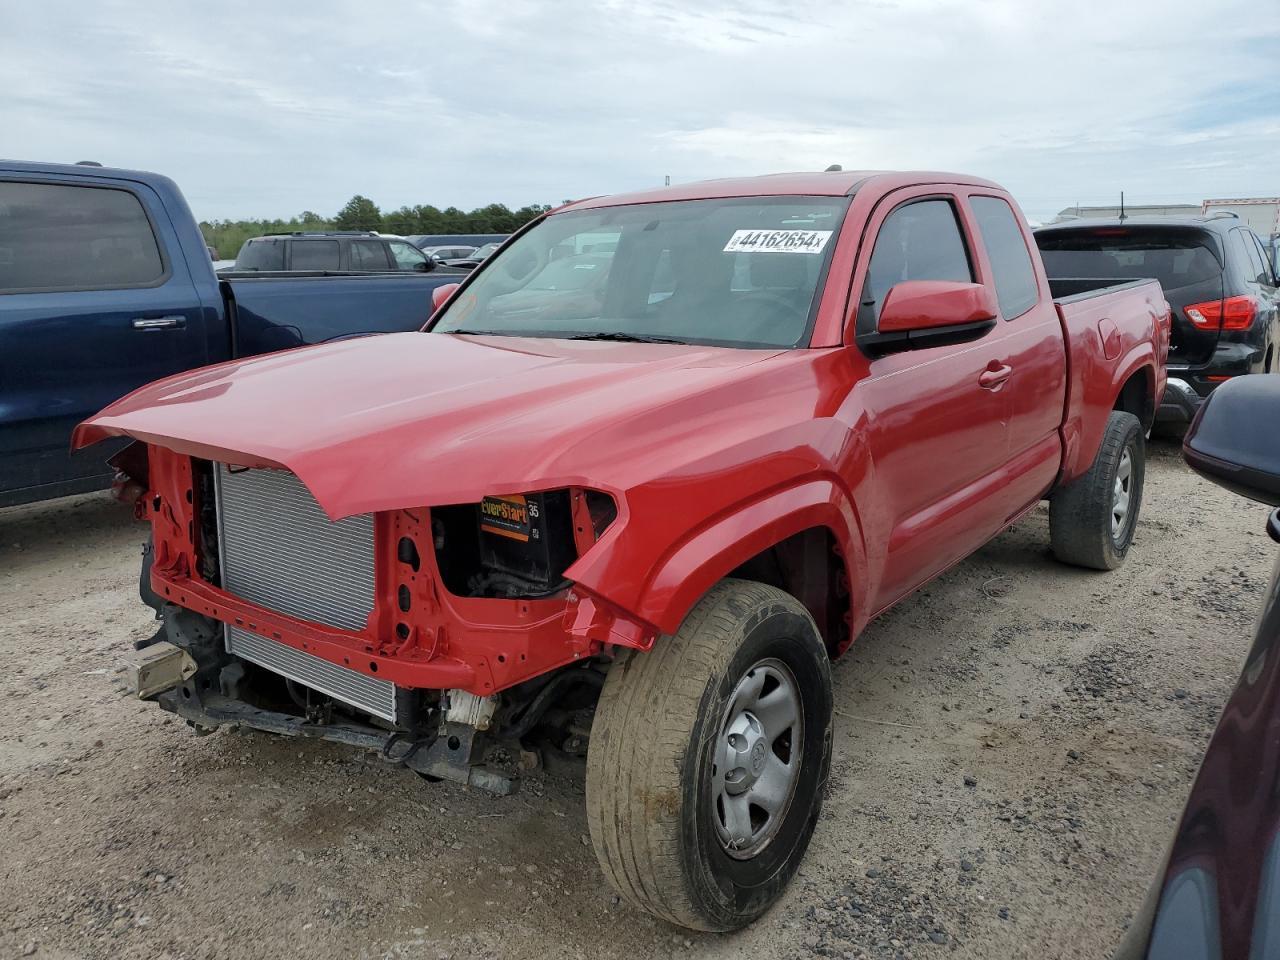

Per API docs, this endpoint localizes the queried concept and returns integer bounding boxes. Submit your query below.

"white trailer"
[1201,198,1280,239]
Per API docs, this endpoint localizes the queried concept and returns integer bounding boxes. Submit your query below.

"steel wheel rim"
[1111,447,1133,539]
[711,657,803,860]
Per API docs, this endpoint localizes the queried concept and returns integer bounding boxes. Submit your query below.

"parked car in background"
[406,233,507,251]
[77,169,1167,932]
[1036,215,1280,433]
[420,244,476,263]
[440,240,501,269]
[1116,375,1280,959]
[234,231,440,273]
[0,161,464,508]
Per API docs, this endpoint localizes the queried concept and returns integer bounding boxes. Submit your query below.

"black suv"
[234,232,437,273]
[1036,215,1280,430]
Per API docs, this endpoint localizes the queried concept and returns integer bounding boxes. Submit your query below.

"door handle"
[131,316,186,330]
[979,363,1012,389]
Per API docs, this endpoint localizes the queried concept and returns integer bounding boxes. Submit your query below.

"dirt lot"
[0,439,1273,960]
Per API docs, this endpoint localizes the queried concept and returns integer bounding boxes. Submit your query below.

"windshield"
[432,196,850,348]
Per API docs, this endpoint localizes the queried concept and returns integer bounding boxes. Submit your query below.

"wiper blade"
[567,332,688,344]
[442,329,509,337]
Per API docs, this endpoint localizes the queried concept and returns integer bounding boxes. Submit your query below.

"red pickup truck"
[76,170,1169,932]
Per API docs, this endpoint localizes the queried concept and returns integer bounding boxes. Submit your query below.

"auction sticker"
[723,229,833,254]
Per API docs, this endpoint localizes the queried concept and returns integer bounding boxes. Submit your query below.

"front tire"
[1050,410,1145,570]
[585,579,833,931]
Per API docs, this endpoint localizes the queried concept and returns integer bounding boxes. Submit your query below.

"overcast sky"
[5,0,1277,223]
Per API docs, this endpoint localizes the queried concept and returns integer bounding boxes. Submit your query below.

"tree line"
[200,194,554,260]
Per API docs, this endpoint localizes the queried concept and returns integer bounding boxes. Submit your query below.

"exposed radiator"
[214,464,398,722]
[225,627,398,723]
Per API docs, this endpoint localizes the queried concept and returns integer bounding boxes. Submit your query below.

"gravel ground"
[0,438,1273,960]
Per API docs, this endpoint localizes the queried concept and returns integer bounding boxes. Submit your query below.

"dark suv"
[234,232,437,273]
[1036,215,1280,430]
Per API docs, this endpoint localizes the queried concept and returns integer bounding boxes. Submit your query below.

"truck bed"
[1054,278,1169,485]
[1047,277,1149,301]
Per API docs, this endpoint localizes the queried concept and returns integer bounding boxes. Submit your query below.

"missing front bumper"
[156,688,517,796]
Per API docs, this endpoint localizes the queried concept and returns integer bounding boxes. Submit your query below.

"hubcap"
[1111,448,1133,540]
[711,658,803,859]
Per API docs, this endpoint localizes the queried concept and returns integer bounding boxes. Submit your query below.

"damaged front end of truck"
[106,440,654,795]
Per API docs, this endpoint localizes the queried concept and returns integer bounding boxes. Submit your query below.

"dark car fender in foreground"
[1118,375,1280,959]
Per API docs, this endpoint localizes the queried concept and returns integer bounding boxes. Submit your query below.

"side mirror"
[414,259,434,272]
[431,282,461,312]
[1184,376,1280,506]
[858,280,998,354]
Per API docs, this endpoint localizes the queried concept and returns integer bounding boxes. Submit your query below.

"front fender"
[575,478,866,640]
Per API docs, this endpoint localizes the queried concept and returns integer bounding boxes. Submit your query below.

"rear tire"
[585,579,833,931]
[1050,411,1145,570]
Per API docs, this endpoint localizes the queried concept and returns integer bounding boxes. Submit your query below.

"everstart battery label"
[480,495,533,541]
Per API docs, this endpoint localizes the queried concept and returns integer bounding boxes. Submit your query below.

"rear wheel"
[1050,410,1145,570]
[585,579,832,931]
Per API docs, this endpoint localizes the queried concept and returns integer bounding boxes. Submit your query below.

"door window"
[970,196,1039,319]
[859,199,972,332]
[290,239,340,271]
[389,240,428,270]
[350,240,390,270]
[0,181,165,293]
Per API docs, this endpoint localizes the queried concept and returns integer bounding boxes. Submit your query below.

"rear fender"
[587,479,867,645]
[1060,345,1157,486]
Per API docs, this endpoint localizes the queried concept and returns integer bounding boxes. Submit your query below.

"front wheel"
[1050,410,1145,570]
[585,579,833,931]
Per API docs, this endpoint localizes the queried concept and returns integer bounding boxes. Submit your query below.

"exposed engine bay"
[431,489,616,599]
[125,454,623,795]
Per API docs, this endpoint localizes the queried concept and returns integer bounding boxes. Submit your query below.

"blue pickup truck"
[0,161,464,507]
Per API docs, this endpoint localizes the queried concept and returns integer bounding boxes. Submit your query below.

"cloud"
[3,0,1277,222]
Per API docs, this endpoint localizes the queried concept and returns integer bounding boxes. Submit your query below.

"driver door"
[849,190,1021,612]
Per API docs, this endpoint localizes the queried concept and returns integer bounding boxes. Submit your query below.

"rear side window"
[971,196,1039,318]
[237,238,285,271]
[1036,227,1222,292]
[860,198,972,327]
[0,180,165,293]
[1233,229,1269,285]
[291,239,339,271]
[350,239,390,270]
[1252,234,1278,285]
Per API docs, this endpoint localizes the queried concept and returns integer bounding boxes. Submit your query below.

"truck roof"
[0,160,187,204]
[0,158,172,182]
[560,170,1006,212]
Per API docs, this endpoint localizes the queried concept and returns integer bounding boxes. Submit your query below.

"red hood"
[74,332,789,518]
